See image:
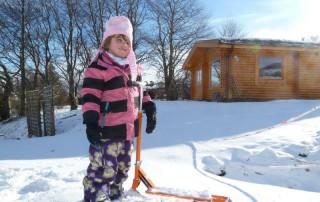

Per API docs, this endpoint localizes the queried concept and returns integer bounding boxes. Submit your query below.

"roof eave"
[183,39,220,70]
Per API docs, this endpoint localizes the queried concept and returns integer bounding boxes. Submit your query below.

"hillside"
[1,100,320,202]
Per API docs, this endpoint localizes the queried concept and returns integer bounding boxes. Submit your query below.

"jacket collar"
[98,51,129,71]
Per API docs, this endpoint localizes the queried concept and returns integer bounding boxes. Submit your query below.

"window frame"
[210,60,221,86]
[197,68,202,85]
[258,56,283,79]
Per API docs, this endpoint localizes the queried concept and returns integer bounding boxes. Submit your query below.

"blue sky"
[199,0,320,41]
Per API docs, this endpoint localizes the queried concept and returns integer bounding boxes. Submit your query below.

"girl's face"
[108,35,131,59]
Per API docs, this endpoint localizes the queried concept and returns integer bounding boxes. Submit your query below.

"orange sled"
[131,106,230,202]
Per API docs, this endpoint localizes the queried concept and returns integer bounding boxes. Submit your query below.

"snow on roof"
[219,38,320,48]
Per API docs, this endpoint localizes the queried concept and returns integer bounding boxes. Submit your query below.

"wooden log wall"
[227,48,298,99]
[298,52,320,99]
[188,43,320,101]
[192,48,224,100]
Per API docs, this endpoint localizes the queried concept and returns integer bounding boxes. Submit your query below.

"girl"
[81,16,157,202]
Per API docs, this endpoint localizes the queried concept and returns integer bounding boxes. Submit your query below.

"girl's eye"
[115,38,129,45]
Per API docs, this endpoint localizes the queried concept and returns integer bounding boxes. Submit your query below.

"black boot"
[109,185,123,201]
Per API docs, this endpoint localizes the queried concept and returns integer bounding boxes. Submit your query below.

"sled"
[131,81,231,202]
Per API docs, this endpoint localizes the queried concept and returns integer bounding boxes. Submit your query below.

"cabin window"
[197,68,202,84]
[211,61,220,86]
[259,57,283,79]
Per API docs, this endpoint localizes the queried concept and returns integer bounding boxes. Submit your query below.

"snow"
[219,38,320,48]
[1,100,320,202]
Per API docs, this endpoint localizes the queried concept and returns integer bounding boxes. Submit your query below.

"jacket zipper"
[101,102,109,128]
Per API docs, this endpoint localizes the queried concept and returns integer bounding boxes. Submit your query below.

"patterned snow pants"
[83,140,134,202]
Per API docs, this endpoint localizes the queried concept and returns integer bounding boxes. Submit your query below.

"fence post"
[43,86,55,136]
[26,90,42,137]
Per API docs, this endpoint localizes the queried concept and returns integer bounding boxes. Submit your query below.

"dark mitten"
[142,101,157,134]
[86,123,102,149]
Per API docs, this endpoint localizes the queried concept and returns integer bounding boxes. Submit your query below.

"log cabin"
[182,38,320,101]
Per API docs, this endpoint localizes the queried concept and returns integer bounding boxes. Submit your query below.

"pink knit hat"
[102,16,137,81]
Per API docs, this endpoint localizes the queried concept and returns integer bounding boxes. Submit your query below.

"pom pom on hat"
[101,16,137,81]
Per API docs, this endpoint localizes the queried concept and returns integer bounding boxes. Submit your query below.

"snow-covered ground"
[1,100,320,202]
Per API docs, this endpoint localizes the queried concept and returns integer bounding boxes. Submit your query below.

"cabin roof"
[183,38,320,70]
[219,38,320,48]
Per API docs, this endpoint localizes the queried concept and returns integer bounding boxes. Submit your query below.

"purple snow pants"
[83,140,133,202]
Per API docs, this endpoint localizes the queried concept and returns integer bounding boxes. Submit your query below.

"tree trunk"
[1,94,11,121]
[68,75,77,110]
[0,77,13,121]
[69,91,77,110]
[19,0,26,116]
[165,78,176,100]
[146,0,214,100]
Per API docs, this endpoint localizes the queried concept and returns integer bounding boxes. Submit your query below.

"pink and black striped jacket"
[81,52,152,141]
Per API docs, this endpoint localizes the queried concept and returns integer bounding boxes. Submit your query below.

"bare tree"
[309,36,319,42]
[0,0,36,116]
[217,17,247,38]
[80,0,110,49]
[0,60,19,120]
[74,3,93,96]
[26,10,44,89]
[106,0,126,16]
[26,0,57,88]
[50,0,82,110]
[79,0,149,67]
[302,35,320,43]
[146,0,214,100]
[122,0,149,62]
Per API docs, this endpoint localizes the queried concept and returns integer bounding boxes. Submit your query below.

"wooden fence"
[26,86,55,137]
[43,86,55,136]
[26,90,42,137]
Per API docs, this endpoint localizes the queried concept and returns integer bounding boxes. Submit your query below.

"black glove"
[86,123,102,149]
[142,101,157,134]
